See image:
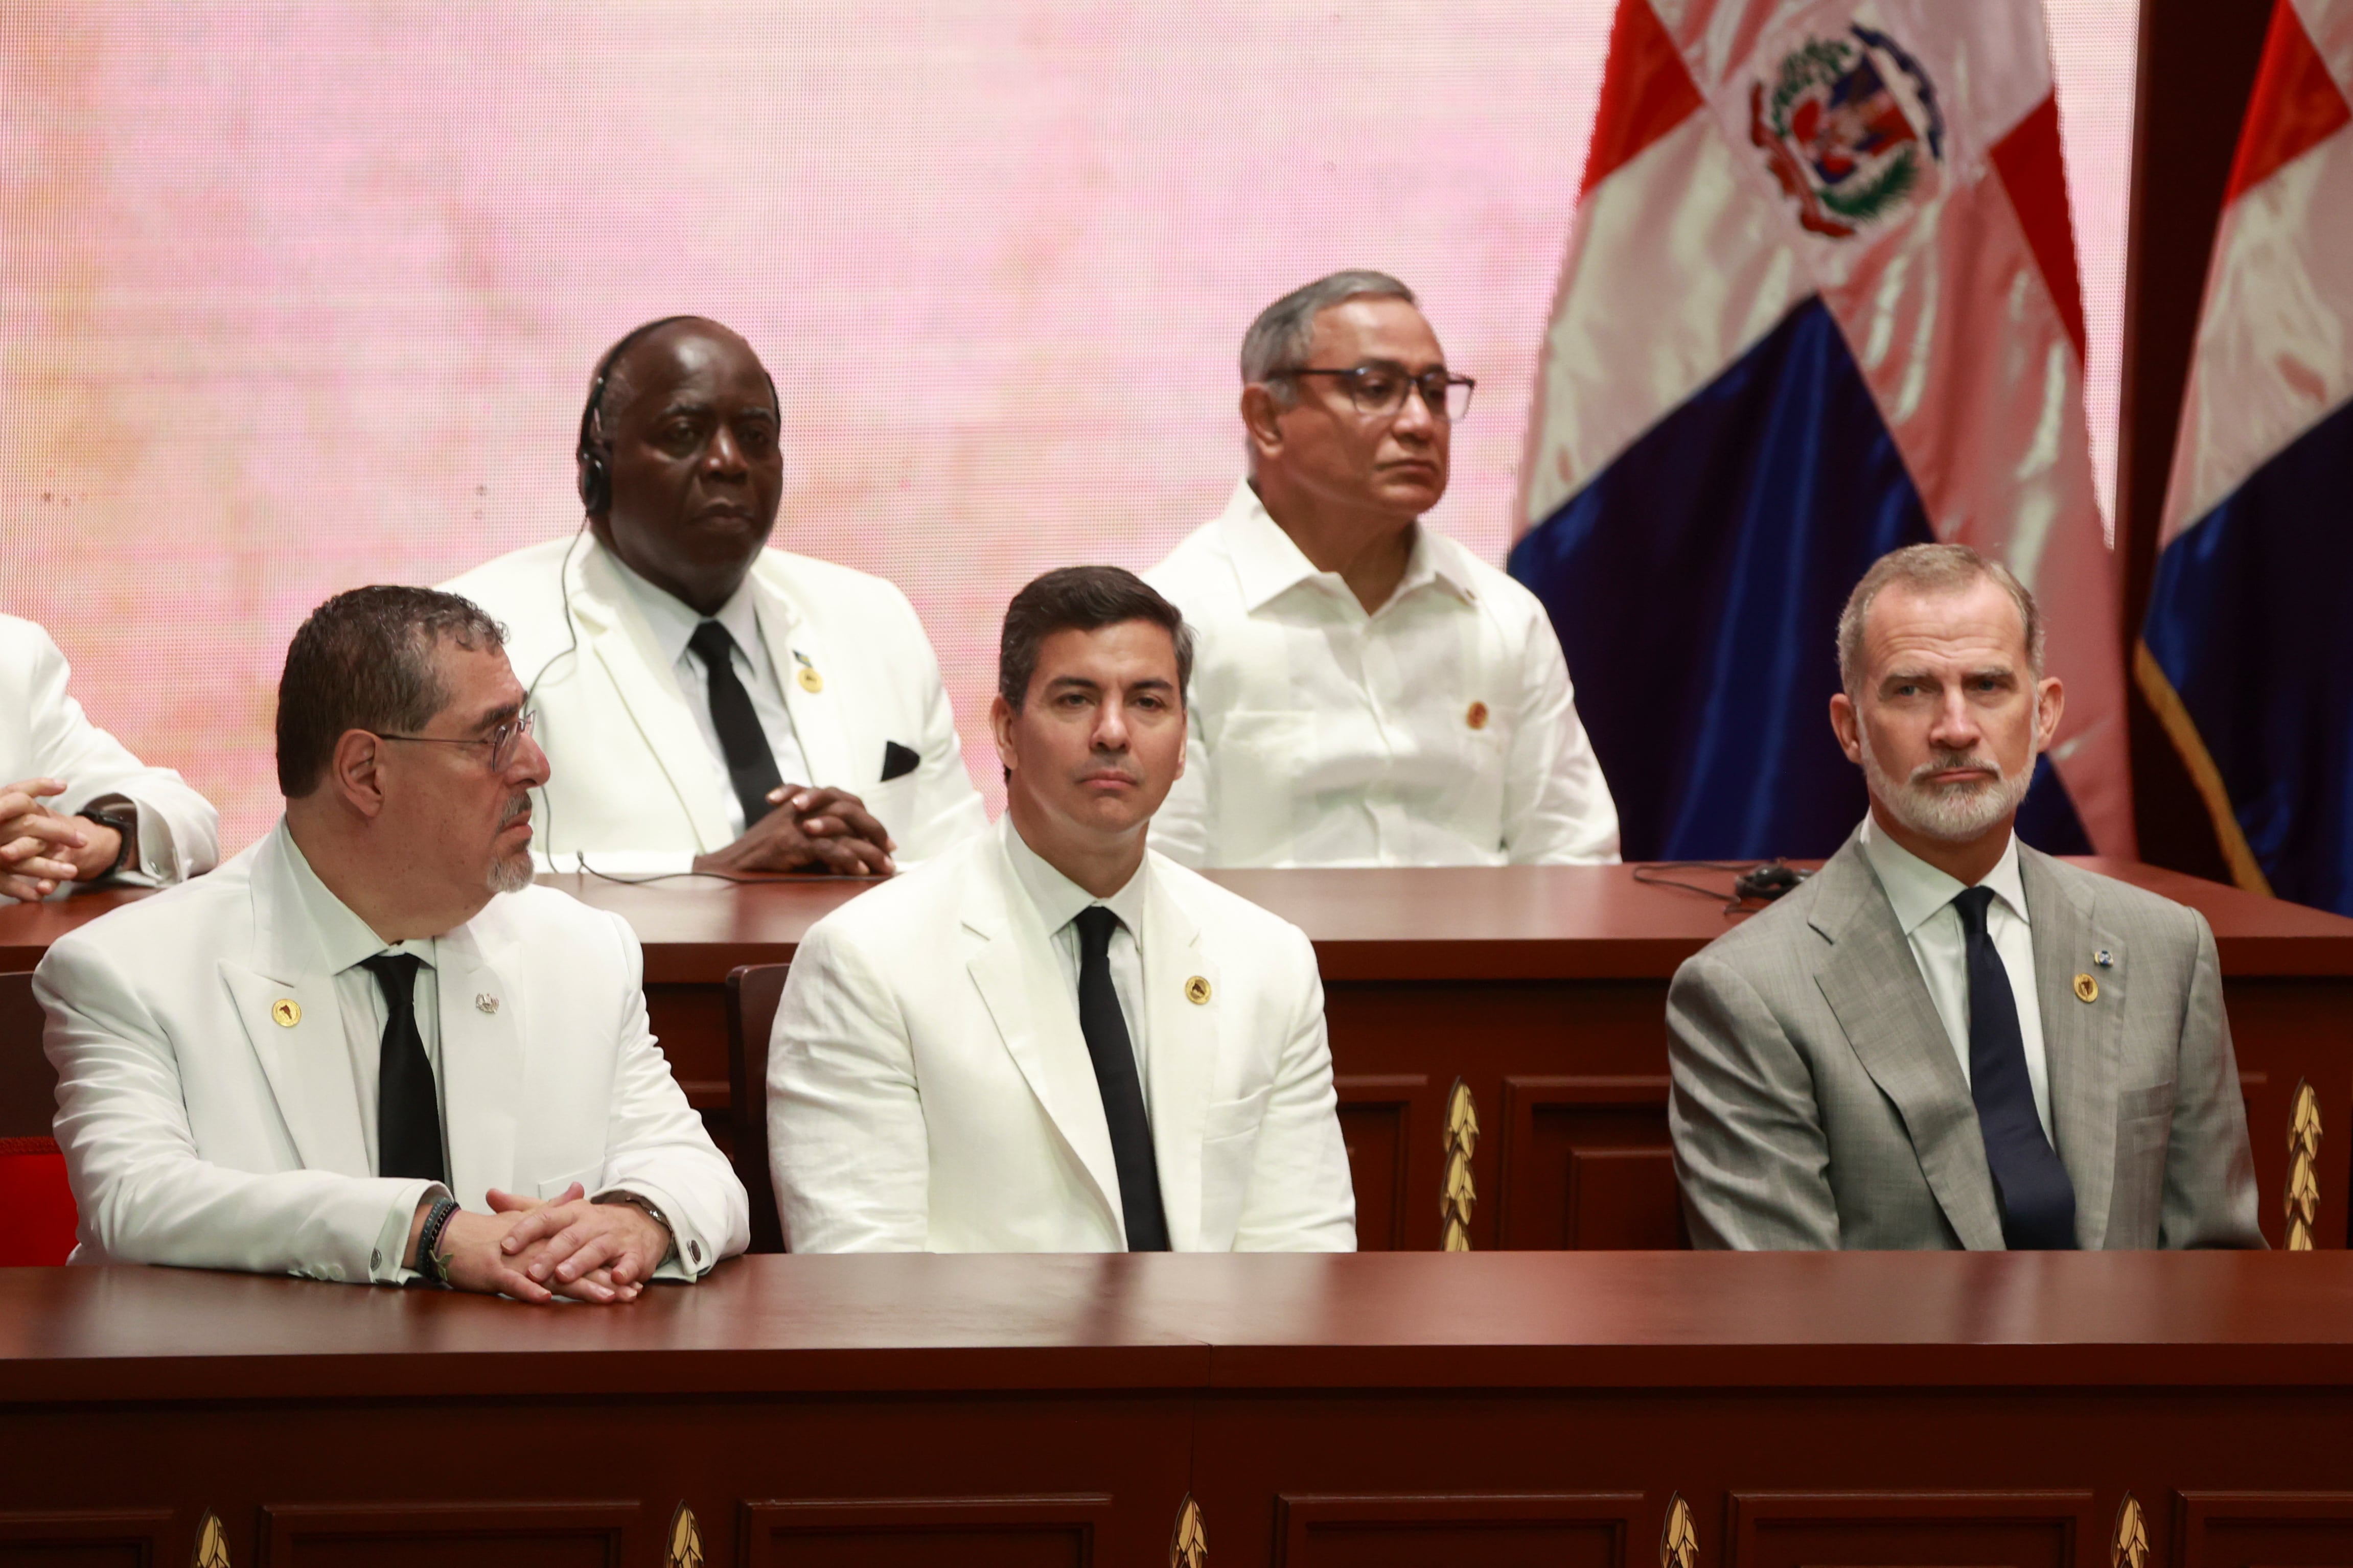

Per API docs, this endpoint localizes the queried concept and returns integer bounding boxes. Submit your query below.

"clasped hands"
[0,778,123,903]
[692,783,897,876]
[407,1183,672,1304]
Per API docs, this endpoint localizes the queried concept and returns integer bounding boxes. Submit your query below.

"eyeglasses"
[377,708,537,773]
[1277,363,1476,422]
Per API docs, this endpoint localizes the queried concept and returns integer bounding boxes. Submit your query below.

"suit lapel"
[753,559,856,791]
[574,543,735,850]
[1140,864,1217,1252]
[961,836,1123,1227]
[222,831,370,1178]
[431,921,522,1209]
[2021,849,2123,1248]
[1810,839,2007,1250]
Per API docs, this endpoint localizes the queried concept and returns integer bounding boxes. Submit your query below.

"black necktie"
[687,619,785,831]
[1951,886,2075,1249]
[360,953,446,1185]
[1072,906,1169,1251]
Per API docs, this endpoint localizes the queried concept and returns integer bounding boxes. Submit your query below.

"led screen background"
[0,2,2135,849]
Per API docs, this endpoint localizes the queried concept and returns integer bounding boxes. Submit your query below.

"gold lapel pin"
[475,993,499,1015]
[793,651,824,693]
[2073,973,2100,1003]
[270,997,301,1028]
[1184,975,1212,1005]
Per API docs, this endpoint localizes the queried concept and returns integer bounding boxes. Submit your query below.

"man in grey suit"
[1668,544,2263,1250]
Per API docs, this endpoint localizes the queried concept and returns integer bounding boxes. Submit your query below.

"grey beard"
[1859,732,2035,842]
[486,851,534,895]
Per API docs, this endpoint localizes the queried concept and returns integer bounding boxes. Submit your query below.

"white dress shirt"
[1143,481,1619,868]
[607,553,812,842]
[282,831,451,1282]
[1859,816,2052,1139]
[1000,817,1151,1103]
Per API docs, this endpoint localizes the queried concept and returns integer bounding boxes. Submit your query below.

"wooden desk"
[8,863,2352,1251]
[6,1251,2353,1566]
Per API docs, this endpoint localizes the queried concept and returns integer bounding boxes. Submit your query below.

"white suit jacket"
[0,613,219,884]
[769,820,1357,1253]
[35,822,750,1283]
[442,535,987,868]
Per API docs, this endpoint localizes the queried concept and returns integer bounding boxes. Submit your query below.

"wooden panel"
[1729,1491,2098,1568]
[0,1508,173,1567]
[1496,1076,1685,1250]
[1274,1491,1641,1568]
[740,1495,1113,1566]
[2175,1492,2353,1568]
[0,973,52,1140]
[261,1501,641,1567]
[2217,984,2353,1249]
[1334,1074,1435,1253]
[647,982,730,1110]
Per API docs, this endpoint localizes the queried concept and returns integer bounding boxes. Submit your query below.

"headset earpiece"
[574,314,699,519]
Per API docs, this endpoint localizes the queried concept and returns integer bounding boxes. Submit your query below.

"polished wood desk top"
[7,860,2350,982]
[8,1251,2353,1404]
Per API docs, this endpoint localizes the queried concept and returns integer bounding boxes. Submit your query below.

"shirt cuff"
[372,1180,450,1284]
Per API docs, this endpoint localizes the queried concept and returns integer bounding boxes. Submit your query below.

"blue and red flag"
[1512,0,2134,861]
[2141,0,2353,914]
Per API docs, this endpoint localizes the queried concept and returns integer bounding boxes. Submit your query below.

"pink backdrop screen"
[0,3,2134,849]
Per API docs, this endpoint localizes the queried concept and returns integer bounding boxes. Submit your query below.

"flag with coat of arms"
[1511,0,2134,862]
[2140,0,2353,915]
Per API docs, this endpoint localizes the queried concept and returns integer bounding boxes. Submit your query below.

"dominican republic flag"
[2141,0,2353,915]
[1511,0,2134,862]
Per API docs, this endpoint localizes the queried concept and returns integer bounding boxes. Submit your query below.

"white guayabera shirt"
[1143,481,1620,869]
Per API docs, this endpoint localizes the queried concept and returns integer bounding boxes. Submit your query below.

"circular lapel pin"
[797,666,823,693]
[2072,973,2099,1003]
[1466,701,1489,731]
[2093,948,2114,968]
[1184,975,1212,1005]
[475,993,500,1015]
[270,998,302,1028]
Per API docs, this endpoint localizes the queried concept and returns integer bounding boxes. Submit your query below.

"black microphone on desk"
[1733,860,1805,901]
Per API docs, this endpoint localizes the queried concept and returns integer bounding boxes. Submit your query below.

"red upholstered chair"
[724,963,792,1254]
[0,970,76,1265]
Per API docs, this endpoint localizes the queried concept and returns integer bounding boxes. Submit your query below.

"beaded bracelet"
[417,1197,460,1286]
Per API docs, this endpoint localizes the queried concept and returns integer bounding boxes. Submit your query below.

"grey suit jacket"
[1667,832,2264,1250]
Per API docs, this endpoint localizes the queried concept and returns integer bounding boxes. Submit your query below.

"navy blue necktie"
[1951,886,2075,1250]
[360,953,446,1185]
[687,619,785,831]
[1072,906,1169,1251]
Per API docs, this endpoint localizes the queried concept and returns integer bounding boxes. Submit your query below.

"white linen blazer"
[442,535,987,868]
[769,821,1357,1253]
[35,822,750,1283]
[0,613,219,885]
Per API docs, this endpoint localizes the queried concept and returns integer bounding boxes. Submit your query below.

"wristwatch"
[77,802,139,879]
[592,1189,681,1265]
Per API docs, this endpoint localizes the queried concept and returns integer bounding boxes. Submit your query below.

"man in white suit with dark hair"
[770,566,1356,1253]
[37,587,748,1298]
[445,316,985,876]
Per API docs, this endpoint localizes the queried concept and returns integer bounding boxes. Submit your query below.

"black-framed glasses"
[377,708,537,773]
[1278,364,1475,422]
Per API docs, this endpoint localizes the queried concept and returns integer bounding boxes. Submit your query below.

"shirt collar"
[604,543,764,672]
[999,814,1150,945]
[1216,478,1476,615]
[276,820,438,977]
[1858,813,2030,937]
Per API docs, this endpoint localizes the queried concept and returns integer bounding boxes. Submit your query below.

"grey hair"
[1836,543,2045,695]
[1240,269,1419,404]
